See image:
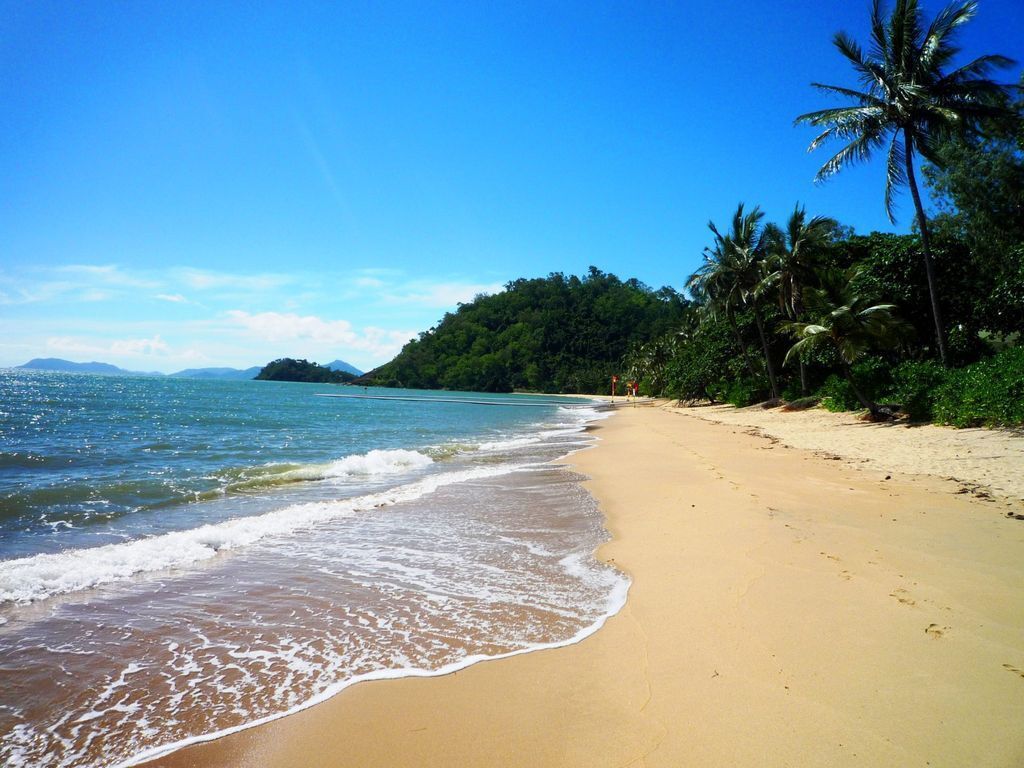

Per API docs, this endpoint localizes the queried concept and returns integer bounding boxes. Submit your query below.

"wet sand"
[146,404,1024,768]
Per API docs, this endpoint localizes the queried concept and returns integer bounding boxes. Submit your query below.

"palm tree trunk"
[904,130,950,367]
[752,307,780,398]
[840,360,878,415]
[728,312,760,382]
[791,283,809,396]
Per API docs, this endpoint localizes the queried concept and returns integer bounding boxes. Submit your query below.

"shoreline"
[146,405,1024,768]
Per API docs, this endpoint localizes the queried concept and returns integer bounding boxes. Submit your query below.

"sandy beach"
[146,403,1024,768]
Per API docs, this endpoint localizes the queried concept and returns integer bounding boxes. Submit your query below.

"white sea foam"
[228,448,434,489]
[0,465,515,604]
[477,435,542,452]
[112,568,630,768]
[321,448,433,477]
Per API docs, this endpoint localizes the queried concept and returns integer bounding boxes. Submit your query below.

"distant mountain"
[16,358,161,376]
[169,366,262,380]
[324,359,363,376]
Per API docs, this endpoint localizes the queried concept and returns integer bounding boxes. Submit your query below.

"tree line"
[367,268,688,394]
[256,359,357,384]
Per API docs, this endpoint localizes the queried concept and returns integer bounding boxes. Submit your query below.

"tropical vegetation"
[795,0,1015,366]
[626,0,1023,427]
[365,268,688,393]
[363,0,1022,428]
[255,358,357,384]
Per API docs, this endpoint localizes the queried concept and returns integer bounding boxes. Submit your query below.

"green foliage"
[818,375,859,412]
[839,231,1021,362]
[887,360,949,421]
[722,377,765,408]
[785,267,911,371]
[370,268,689,394]
[932,348,1024,427]
[688,203,783,397]
[256,358,356,384]
[796,0,1015,221]
[663,315,749,402]
[816,357,894,412]
[924,77,1024,277]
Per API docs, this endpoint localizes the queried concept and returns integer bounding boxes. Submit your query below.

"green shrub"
[815,357,894,412]
[933,348,1024,427]
[853,357,894,401]
[887,360,949,421]
[818,374,859,411]
[723,377,766,407]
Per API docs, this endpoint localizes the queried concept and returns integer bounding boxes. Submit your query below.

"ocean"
[0,369,627,767]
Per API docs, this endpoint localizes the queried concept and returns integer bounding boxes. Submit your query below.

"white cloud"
[110,335,170,356]
[55,264,161,289]
[155,293,189,303]
[1,264,163,305]
[80,290,114,302]
[353,276,386,289]
[383,281,504,308]
[45,336,105,356]
[177,268,292,292]
[45,334,171,358]
[224,310,415,359]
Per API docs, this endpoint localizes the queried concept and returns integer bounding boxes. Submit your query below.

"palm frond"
[834,31,886,92]
[807,82,885,106]
[814,131,885,182]
[884,131,906,222]
[783,326,830,366]
[869,0,889,67]
[920,1,977,72]
[797,0,1014,227]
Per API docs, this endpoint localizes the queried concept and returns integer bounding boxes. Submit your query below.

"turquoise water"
[0,370,589,558]
[0,369,626,767]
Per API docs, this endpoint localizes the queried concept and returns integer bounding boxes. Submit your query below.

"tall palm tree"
[795,0,1015,366]
[785,268,912,418]
[761,205,838,394]
[688,204,780,398]
[687,244,759,384]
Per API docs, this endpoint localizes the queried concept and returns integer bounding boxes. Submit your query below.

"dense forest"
[255,358,357,384]
[366,268,688,393]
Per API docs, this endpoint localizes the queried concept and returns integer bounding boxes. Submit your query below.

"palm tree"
[795,0,1015,366]
[785,268,911,418]
[624,333,680,396]
[761,205,838,394]
[688,204,780,398]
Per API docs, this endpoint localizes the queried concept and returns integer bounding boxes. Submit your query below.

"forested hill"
[367,268,690,393]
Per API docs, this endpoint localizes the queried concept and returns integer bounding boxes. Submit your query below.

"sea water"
[0,370,627,767]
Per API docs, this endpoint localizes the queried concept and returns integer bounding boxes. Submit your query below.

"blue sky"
[2,0,1021,373]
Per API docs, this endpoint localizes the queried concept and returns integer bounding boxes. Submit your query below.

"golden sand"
[147,404,1024,768]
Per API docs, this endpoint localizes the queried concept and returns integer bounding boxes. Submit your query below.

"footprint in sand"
[890,588,916,606]
[925,623,949,639]
[1003,664,1024,680]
